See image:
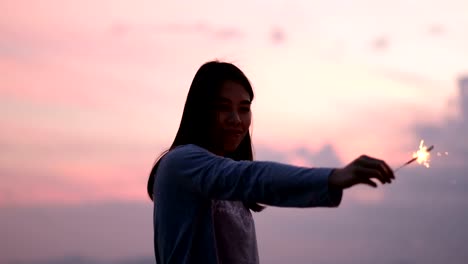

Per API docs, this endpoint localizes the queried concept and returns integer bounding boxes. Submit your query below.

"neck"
[207,145,225,157]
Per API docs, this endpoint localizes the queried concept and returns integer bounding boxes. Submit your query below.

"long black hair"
[147,60,265,212]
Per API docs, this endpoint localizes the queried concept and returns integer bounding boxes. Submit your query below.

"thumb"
[361,178,378,188]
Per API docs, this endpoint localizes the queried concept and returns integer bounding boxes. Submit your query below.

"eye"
[215,104,231,112]
[239,106,251,113]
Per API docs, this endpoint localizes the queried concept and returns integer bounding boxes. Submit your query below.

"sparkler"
[394,140,434,172]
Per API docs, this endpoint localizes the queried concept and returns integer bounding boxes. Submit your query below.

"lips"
[224,130,243,136]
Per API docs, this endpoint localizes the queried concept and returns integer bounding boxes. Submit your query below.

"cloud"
[371,36,390,52]
[253,144,288,162]
[116,22,245,41]
[0,20,243,110]
[428,24,446,36]
[345,187,385,204]
[0,168,89,207]
[3,125,468,262]
[9,256,155,264]
[0,22,167,68]
[254,143,342,166]
[0,57,183,116]
[4,178,468,264]
[375,67,445,91]
[270,27,286,45]
[0,118,159,207]
[0,140,154,205]
[108,21,133,37]
[147,22,244,40]
[412,75,468,168]
[295,143,343,167]
[0,202,153,264]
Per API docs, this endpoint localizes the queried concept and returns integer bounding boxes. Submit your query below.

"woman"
[147,61,394,263]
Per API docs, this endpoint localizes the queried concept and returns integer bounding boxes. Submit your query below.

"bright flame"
[412,140,431,168]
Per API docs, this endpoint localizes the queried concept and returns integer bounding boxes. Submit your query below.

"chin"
[224,143,241,153]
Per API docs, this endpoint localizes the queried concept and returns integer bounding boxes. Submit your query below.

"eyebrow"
[216,97,251,105]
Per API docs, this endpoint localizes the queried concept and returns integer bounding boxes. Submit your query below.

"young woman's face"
[211,80,252,155]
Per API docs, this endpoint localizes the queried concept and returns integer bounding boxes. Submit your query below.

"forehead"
[217,81,250,102]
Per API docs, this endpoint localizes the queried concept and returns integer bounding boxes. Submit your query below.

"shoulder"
[160,144,214,170]
[165,144,211,160]
[156,144,223,187]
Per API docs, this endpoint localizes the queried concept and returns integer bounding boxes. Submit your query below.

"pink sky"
[2,1,468,263]
[1,0,468,208]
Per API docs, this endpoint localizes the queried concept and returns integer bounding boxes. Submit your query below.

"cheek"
[242,113,252,128]
[215,112,229,127]
[215,112,229,133]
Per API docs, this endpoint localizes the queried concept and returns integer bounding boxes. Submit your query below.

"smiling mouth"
[225,131,243,137]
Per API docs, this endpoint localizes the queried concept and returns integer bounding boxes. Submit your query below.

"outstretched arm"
[158,144,342,208]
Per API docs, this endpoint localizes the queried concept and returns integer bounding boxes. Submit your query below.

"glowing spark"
[394,140,434,172]
[412,140,432,168]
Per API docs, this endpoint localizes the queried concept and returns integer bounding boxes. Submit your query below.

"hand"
[328,155,395,189]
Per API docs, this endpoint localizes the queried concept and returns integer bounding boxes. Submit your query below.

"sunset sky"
[2,0,468,263]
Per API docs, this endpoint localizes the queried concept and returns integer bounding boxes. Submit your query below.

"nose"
[227,111,241,124]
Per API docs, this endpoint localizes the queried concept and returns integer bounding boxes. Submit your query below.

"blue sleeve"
[159,144,342,208]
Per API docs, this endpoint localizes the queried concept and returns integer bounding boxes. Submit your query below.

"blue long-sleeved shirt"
[153,144,343,263]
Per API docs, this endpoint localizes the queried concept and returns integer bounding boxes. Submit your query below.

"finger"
[357,157,393,183]
[366,156,395,180]
[381,161,395,179]
[361,178,378,188]
[355,167,387,185]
